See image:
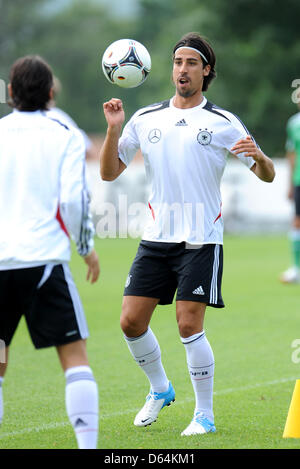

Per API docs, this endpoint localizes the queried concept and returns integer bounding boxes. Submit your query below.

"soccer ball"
[102,39,151,88]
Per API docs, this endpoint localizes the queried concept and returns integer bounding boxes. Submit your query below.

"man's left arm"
[231,135,275,182]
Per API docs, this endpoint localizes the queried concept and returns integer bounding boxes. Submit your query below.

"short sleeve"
[224,113,257,169]
[118,115,140,167]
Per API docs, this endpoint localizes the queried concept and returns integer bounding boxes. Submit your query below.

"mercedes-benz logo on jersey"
[148,128,161,143]
[197,129,212,145]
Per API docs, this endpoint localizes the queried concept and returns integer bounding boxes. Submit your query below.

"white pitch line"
[213,375,299,396]
[0,375,298,440]
[0,421,70,440]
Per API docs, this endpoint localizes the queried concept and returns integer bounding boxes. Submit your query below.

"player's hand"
[231,136,263,162]
[103,98,125,130]
[83,249,100,284]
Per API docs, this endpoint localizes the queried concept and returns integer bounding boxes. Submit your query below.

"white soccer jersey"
[46,107,92,151]
[0,109,94,269]
[118,96,256,245]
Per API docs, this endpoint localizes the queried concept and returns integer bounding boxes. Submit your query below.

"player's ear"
[203,64,211,76]
[7,83,13,98]
[49,87,54,101]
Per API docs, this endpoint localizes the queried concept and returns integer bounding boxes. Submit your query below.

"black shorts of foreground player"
[0,55,100,449]
[100,32,275,436]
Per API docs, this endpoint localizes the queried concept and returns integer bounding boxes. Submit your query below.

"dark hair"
[9,55,53,111]
[173,33,216,91]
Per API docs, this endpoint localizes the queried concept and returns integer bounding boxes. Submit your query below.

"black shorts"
[0,264,89,349]
[124,241,224,308]
[294,186,300,216]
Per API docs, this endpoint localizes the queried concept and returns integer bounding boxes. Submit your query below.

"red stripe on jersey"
[148,202,155,220]
[214,204,222,223]
[56,206,69,237]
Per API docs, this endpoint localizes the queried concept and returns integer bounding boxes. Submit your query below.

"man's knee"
[176,302,206,338]
[177,317,199,338]
[120,306,146,338]
[120,311,140,337]
[120,296,157,338]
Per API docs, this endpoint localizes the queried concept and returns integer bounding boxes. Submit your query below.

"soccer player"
[280,103,300,283]
[0,55,100,449]
[100,33,275,436]
[46,76,95,160]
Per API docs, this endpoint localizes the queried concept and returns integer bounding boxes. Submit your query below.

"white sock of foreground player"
[181,331,215,422]
[65,366,99,449]
[0,377,3,424]
[124,327,170,393]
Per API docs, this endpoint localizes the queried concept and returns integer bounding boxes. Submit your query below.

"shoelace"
[143,393,160,413]
[195,412,204,422]
[194,412,213,427]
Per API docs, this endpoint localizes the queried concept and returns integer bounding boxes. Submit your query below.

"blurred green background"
[0,0,300,157]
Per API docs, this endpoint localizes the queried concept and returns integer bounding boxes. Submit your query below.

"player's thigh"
[123,241,177,305]
[121,241,177,337]
[121,296,159,337]
[0,267,44,350]
[26,264,89,349]
[175,244,224,308]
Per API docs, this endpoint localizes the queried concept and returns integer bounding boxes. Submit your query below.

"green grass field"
[1,235,300,450]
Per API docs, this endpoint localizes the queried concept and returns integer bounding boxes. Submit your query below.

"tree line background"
[0,0,299,157]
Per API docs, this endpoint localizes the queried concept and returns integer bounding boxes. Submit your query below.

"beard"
[176,86,197,98]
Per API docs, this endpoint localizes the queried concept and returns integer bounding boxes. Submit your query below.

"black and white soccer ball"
[102,39,151,88]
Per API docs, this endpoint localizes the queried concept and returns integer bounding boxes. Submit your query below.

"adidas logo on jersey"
[192,285,205,295]
[175,119,188,126]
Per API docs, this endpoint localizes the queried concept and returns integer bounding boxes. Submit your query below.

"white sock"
[65,366,99,449]
[0,377,3,424]
[125,328,169,393]
[181,331,215,422]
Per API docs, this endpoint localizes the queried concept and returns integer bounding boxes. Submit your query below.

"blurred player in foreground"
[46,76,96,160]
[0,55,100,449]
[280,102,300,283]
[100,32,275,436]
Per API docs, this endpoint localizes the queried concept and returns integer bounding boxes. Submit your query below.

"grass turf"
[1,235,300,449]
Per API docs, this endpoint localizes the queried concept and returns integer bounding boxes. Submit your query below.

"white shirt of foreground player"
[118,96,255,245]
[46,107,92,151]
[0,109,94,269]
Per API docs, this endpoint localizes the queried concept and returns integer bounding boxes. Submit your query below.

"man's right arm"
[100,98,127,181]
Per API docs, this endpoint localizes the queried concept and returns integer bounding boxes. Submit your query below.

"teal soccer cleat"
[181,412,216,436]
[134,382,175,427]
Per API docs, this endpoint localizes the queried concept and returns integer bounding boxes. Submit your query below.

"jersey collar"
[170,96,207,112]
[12,109,44,115]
